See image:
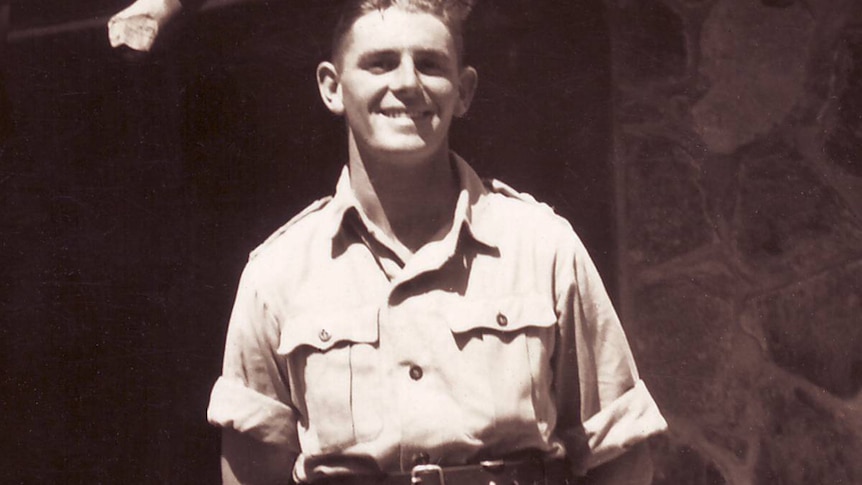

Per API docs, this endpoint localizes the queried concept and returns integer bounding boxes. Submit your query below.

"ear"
[454,66,478,118]
[317,61,344,115]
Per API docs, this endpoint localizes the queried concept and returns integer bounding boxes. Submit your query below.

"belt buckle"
[410,464,445,485]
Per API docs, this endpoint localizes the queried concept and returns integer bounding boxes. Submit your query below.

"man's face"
[328,8,474,161]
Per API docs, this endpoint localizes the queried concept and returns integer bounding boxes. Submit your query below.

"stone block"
[611,1,687,83]
[626,137,712,264]
[824,28,862,177]
[630,265,769,467]
[630,271,739,419]
[692,0,814,153]
[699,152,742,229]
[650,436,727,485]
[703,426,749,461]
[733,141,862,279]
[755,386,861,484]
[742,260,862,398]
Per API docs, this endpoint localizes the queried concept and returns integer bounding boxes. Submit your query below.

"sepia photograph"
[2,0,860,483]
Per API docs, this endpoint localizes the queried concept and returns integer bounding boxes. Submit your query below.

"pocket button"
[409,365,423,380]
[318,329,332,342]
[496,312,508,327]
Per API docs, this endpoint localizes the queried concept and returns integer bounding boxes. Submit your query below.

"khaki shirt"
[207,155,667,483]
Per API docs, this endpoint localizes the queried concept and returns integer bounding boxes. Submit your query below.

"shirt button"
[496,312,508,327]
[318,329,331,342]
[409,365,423,380]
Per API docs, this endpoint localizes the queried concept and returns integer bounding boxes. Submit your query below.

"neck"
[347,137,459,253]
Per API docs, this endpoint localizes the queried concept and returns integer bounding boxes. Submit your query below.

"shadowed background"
[1,1,613,483]
[6,0,862,484]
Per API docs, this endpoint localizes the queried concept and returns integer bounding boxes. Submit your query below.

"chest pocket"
[278,306,382,452]
[448,295,557,334]
[448,295,558,439]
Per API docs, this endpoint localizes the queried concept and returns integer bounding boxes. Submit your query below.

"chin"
[373,137,441,158]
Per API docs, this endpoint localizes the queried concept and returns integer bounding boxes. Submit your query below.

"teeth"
[382,110,429,118]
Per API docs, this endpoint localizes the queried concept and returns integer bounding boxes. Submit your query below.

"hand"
[107,0,183,52]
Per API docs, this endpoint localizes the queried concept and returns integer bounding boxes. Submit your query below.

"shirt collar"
[326,153,498,252]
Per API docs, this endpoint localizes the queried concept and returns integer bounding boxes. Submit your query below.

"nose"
[390,57,421,93]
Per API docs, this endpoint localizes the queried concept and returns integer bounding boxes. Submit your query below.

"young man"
[207,1,667,484]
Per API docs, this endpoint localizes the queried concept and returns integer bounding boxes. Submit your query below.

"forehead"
[340,8,457,62]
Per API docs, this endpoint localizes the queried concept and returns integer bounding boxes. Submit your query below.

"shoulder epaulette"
[249,196,333,261]
[482,178,556,214]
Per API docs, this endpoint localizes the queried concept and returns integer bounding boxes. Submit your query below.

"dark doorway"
[1,1,612,482]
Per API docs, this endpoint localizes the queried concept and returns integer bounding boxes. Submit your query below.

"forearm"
[583,441,654,485]
[221,428,296,485]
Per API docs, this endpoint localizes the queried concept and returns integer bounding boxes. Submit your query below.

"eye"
[414,52,453,75]
[416,58,445,74]
[363,55,398,74]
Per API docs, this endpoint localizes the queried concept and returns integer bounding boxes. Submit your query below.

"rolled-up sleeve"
[580,380,666,470]
[554,229,667,482]
[208,377,298,445]
[207,262,301,452]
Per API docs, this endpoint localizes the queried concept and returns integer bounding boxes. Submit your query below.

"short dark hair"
[331,0,476,65]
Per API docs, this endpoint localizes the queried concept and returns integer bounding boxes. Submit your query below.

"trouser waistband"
[312,457,577,485]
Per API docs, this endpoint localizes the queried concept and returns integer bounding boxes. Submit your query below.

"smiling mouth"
[379,108,433,119]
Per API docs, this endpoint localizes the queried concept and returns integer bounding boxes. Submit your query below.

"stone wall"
[606,0,862,483]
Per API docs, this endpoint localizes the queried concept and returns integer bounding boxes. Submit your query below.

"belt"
[315,457,574,485]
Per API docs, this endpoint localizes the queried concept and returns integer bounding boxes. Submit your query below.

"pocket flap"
[448,294,557,334]
[277,306,379,355]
